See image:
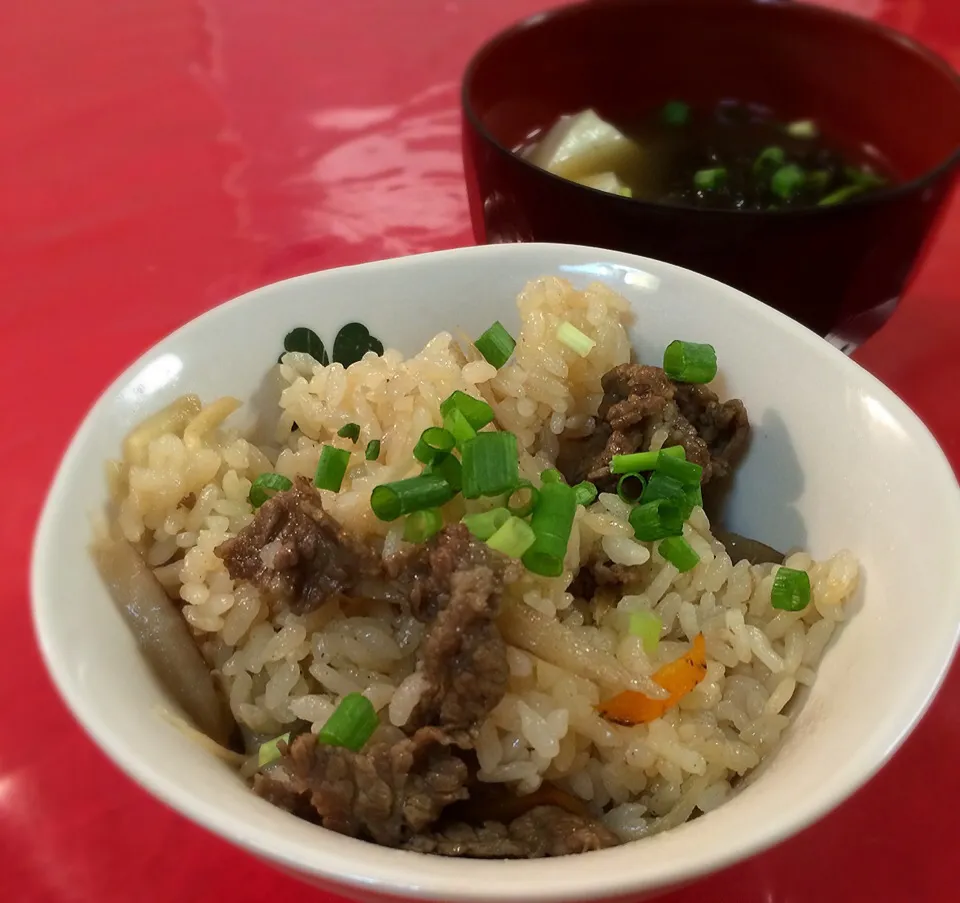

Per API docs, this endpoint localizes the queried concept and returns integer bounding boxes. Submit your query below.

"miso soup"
[521,100,895,211]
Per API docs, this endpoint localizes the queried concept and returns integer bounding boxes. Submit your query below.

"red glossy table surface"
[2,1,958,901]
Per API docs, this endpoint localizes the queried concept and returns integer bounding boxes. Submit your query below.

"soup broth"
[522,100,896,211]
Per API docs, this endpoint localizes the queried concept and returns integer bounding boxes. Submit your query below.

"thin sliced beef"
[557,363,749,490]
[406,806,619,858]
[256,727,471,847]
[397,526,511,732]
[215,477,379,614]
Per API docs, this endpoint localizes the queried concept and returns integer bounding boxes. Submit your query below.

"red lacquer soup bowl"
[461,0,960,345]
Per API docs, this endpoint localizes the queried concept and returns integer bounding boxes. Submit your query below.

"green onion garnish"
[786,119,818,139]
[507,480,539,517]
[771,164,805,200]
[640,472,692,514]
[661,100,690,126]
[573,480,598,507]
[370,474,455,521]
[462,507,511,541]
[413,427,456,465]
[845,166,886,189]
[315,446,350,492]
[686,482,703,512]
[403,507,444,543]
[440,390,495,431]
[523,481,577,577]
[629,499,684,541]
[443,407,477,447]
[556,322,596,357]
[365,439,381,461]
[337,423,361,443]
[617,472,647,503]
[257,732,291,768]
[662,340,718,384]
[610,445,685,475]
[818,184,867,207]
[474,321,516,369]
[806,169,830,191]
[753,146,785,175]
[540,468,564,485]
[425,452,463,492]
[694,167,726,191]
[770,566,812,611]
[659,536,700,572]
[249,473,293,508]
[461,431,519,499]
[486,515,537,559]
[629,612,662,655]
[656,453,703,488]
[317,692,379,752]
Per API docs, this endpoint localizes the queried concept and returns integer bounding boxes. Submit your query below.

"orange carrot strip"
[597,633,708,725]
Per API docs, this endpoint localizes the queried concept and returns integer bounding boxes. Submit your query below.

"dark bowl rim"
[460,0,960,219]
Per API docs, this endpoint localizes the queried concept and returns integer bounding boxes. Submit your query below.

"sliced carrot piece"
[597,633,708,725]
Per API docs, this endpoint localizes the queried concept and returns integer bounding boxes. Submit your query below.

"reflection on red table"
[1,1,957,901]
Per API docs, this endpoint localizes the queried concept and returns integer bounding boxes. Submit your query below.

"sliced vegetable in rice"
[597,634,708,725]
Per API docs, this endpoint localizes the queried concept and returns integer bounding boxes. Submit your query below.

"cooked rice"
[108,276,858,840]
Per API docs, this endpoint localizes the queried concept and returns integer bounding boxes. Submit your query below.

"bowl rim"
[30,242,960,901]
[460,0,960,219]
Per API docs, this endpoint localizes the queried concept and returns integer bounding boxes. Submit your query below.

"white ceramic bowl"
[32,243,960,903]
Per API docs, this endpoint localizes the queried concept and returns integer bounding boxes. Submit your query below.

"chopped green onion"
[486,516,537,559]
[686,482,703,512]
[659,536,700,572]
[317,692,379,752]
[770,566,812,611]
[249,473,293,508]
[610,445,685,475]
[507,481,539,517]
[556,322,596,357]
[474,321,516,369]
[662,340,718,384]
[845,166,886,189]
[403,507,444,543]
[656,453,703,488]
[640,472,691,514]
[753,146,785,175]
[523,481,577,577]
[771,164,805,200]
[413,427,456,465]
[440,390,495,431]
[461,431,519,499]
[315,446,350,492]
[617,472,647,503]
[371,474,455,521]
[365,439,381,461]
[818,184,868,207]
[462,507,511,541]
[337,423,361,443]
[661,100,690,126]
[425,453,463,492]
[257,732,291,768]
[786,119,818,139]
[806,169,830,191]
[443,407,477,447]
[573,480,598,507]
[694,167,726,191]
[629,612,662,656]
[629,499,684,541]
[540,468,564,485]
